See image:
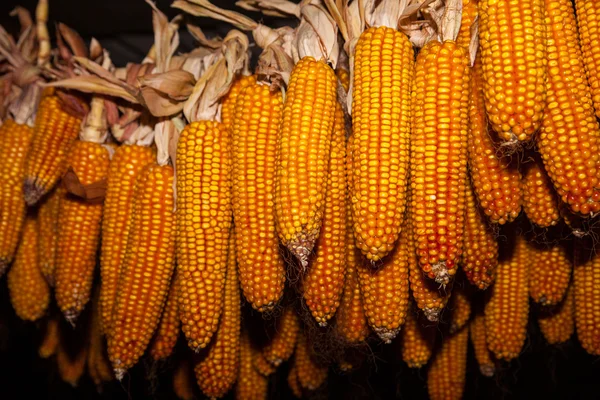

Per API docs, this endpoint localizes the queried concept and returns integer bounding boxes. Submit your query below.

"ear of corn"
[469,312,495,377]
[149,272,181,361]
[39,315,60,359]
[173,359,195,400]
[522,157,560,227]
[262,306,300,366]
[528,241,571,306]
[24,94,82,205]
[287,362,302,398]
[294,332,328,392]
[427,326,469,400]
[176,120,232,351]
[484,234,530,361]
[478,0,547,142]
[574,247,600,355]
[351,26,413,262]
[457,0,479,52]
[253,352,276,377]
[575,0,600,118]
[108,164,176,379]
[195,231,241,399]
[231,82,285,312]
[275,56,337,266]
[538,284,574,345]
[221,75,257,129]
[448,285,471,334]
[236,331,268,400]
[400,308,436,368]
[335,68,350,92]
[56,338,88,388]
[88,291,114,386]
[37,186,64,287]
[411,40,471,285]
[100,144,154,335]
[0,120,35,273]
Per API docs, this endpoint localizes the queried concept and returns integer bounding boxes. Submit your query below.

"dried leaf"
[186,24,222,49]
[58,23,88,58]
[62,168,107,203]
[48,76,138,104]
[295,3,339,66]
[138,70,196,117]
[235,0,301,18]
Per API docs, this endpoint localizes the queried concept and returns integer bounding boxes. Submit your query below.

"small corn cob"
[0,119,35,273]
[177,120,232,351]
[522,157,560,227]
[221,75,257,129]
[469,312,495,377]
[468,58,522,224]
[574,248,600,355]
[462,179,498,289]
[149,273,180,361]
[173,359,195,400]
[24,94,83,205]
[294,332,328,392]
[100,144,154,334]
[351,26,413,262]
[478,0,547,142]
[304,103,347,325]
[8,214,50,321]
[448,285,471,334]
[253,352,276,377]
[411,40,471,285]
[262,306,300,366]
[335,68,350,92]
[55,141,110,324]
[538,0,600,215]
[236,331,268,400]
[108,164,176,379]
[427,326,469,400]
[575,0,600,118]
[400,308,436,368]
[39,315,60,359]
[484,234,530,361]
[287,363,302,398]
[195,231,241,399]
[538,284,575,345]
[56,341,88,387]
[37,186,64,286]
[231,82,285,312]
[275,56,337,265]
[88,291,113,385]
[457,0,479,52]
[528,241,572,306]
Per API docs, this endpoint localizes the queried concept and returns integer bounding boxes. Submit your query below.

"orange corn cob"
[262,306,300,366]
[108,164,176,379]
[253,352,276,377]
[236,331,268,400]
[575,0,600,118]
[528,241,572,306]
[287,363,302,398]
[195,231,241,398]
[221,75,257,129]
[448,285,471,334]
[55,141,110,324]
[470,312,495,377]
[39,315,60,359]
[351,26,413,262]
[411,40,471,285]
[0,120,35,273]
[457,0,479,52]
[8,214,50,321]
[400,308,435,368]
[88,291,113,385]
[468,58,522,224]
[177,120,232,351]
[37,186,64,286]
[484,234,530,360]
[538,0,600,215]
[522,157,560,227]
[275,56,337,265]
[231,82,285,312]
[149,273,180,361]
[173,359,195,400]
[304,102,346,325]
[538,284,575,345]
[57,341,88,387]
[295,333,328,392]
[478,0,547,142]
[100,144,154,334]
[427,326,469,400]
[24,94,83,205]
[574,247,600,355]
[335,67,350,92]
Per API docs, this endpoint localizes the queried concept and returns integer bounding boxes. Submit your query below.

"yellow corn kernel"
[523,158,561,227]
[448,285,471,334]
[262,306,300,366]
[149,272,180,361]
[236,331,268,400]
[173,359,195,400]
[231,82,285,312]
[100,144,154,335]
[253,352,276,377]
[538,284,575,345]
[287,362,302,398]
[39,315,60,359]
[24,94,83,205]
[484,234,530,361]
[479,0,547,142]
[575,0,600,118]
[427,326,469,400]
[457,0,479,51]
[37,186,64,287]
[574,246,600,355]
[351,26,413,262]
[275,56,337,265]
[528,241,572,306]
[400,307,436,368]
[108,164,176,379]
[221,75,257,130]
[411,40,471,285]
[294,332,328,392]
[195,231,241,398]
[470,312,495,377]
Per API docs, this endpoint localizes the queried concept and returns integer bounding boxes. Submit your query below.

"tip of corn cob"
[288,235,317,269]
[114,368,125,381]
[374,327,400,344]
[479,364,495,378]
[23,179,45,206]
[0,259,8,277]
[423,307,441,322]
[431,262,450,286]
[63,309,79,328]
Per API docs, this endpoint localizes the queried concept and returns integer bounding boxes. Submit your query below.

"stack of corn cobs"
[0,0,599,398]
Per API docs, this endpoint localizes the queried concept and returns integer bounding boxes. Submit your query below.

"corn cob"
[448,285,471,334]
[39,315,60,359]
[538,284,574,345]
[287,363,302,398]
[468,58,522,224]
[108,164,176,379]
[575,0,600,118]
[538,0,600,215]
[478,0,547,142]
[335,68,350,92]
[177,120,232,351]
[24,94,83,205]
[400,308,435,368]
[8,214,50,321]
[484,234,530,360]
[253,352,276,377]
[262,306,300,366]
[100,144,154,334]
[470,312,495,377]
[88,291,113,385]
[411,39,471,285]
[427,326,469,400]
[149,273,180,361]
[574,248,600,355]
[0,120,35,273]
[37,186,64,286]
[295,332,328,392]
[231,82,285,312]
[56,341,88,387]
[462,179,498,289]
[236,331,268,400]
[522,158,560,227]
[304,102,347,325]
[221,75,257,129]
[351,26,413,262]
[528,241,571,306]
[275,56,337,265]
[457,0,479,52]
[195,231,241,398]
[173,359,195,400]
